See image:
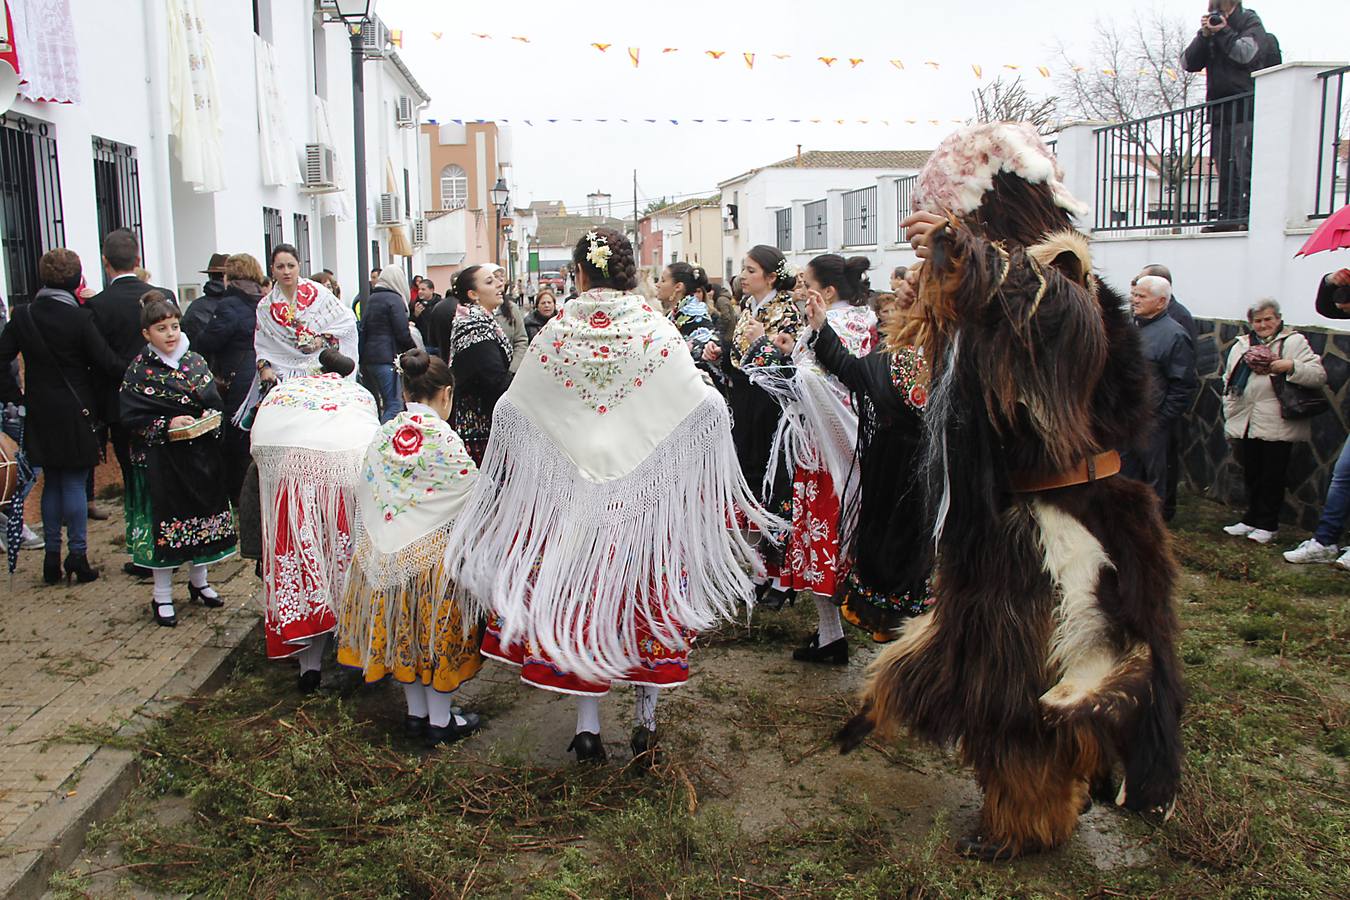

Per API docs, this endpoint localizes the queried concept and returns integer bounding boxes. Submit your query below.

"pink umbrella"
[1296,204,1350,257]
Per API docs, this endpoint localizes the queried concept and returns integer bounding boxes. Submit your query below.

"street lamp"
[490,177,509,266]
[328,0,377,312]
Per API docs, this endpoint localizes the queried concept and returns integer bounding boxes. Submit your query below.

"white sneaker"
[19,526,43,550]
[1223,522,1255,537]
[1247,529,1279,545]
[1336,549,1350,573]
[1283,539,1340,565]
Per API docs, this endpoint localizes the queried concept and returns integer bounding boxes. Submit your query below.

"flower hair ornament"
[393,354,404,377]
[585,231,612,275]
[774,257,795,283]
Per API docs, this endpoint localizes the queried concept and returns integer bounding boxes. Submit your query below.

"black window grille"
[804,199,827,251]
[92,136,144,256]
[0,113,65,309]
[1313,65,1349,219]
[293,213,312,275]
[263,206,283,261]
[842,186,877,247]
[895,175,917,241]
[774,208,791,251]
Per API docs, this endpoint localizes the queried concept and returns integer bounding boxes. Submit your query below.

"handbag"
[13,304,102,434]
[1269,335,1330,420]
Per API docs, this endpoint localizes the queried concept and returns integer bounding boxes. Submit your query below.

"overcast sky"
[378,0,1348,212]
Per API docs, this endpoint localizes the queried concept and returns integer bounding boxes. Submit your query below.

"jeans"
[1235,438,1292,532]
[1314,438,1350,547]
[41,466,89,554]
[361,363,404,423]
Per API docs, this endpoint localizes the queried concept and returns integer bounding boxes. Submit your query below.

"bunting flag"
[592,43,611,52]
[1164,67,1179,81]
[431,31,443,40]
[849,58,865,68]
[743,52,755,69]
[972,64,983,79]
[1037,66,1051,77]
[706,50,726,59]
[819,57,837,67]
[512,36,530,43]
[1102,68,1116,76]
[1004,64,1020,71]
[663,47,679,53]
[389,29,403,47]
[628,47,640,67]
[436,117,956,127]
[925,60,940,70]
[773,53,791,60]
[890,59,905,70]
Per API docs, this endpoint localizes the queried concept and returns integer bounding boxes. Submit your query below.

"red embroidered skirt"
[262,485,349,659]
[776,466,840,597]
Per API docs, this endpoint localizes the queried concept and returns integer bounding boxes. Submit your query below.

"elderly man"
[1122,275,1198,512]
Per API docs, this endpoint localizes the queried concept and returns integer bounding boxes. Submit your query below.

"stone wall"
[1179,318,1350,532]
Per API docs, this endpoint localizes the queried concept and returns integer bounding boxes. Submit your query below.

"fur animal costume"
[838,123,1184,860]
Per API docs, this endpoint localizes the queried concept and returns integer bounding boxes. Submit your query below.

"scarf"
[34,287,79,308]
[449,304,512,363]
[1226,327,1287,397]
[442,289,785,683]
[120,337,212,425]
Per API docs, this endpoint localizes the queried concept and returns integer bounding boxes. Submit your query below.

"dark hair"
[666,262,709,298]
[139,291,180,329]
[747,244,794,292]
[319,348,356,377]
[269,243,300,268]
[536,288,558,306]
[807,254,872,306]
[966,171,1074,247]
[892,266,908,281]
[38,248,82,291]
[571,227,637,291]
[421,278,435,291]
[450,265,485,305]
[102,229,140,273]
[399,348,454,402]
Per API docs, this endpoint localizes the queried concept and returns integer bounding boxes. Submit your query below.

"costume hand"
[1268,358,1295,375]
[702,341,723,363]
[1328,269,1350,287]
[772,332,796,357]
[804,290,828,330]
[900,212,950,260]
[259,366,277,386]
[169,415,195,429]
[743,318,766,343]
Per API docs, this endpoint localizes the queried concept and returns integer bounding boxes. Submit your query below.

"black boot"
[298,669,321,694]
[567,731,607,764]
[792,634,848,665]
[630,726,657,766]
[43,551,62,585]
[64,552,99,584]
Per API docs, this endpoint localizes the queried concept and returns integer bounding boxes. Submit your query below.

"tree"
[642,197,673,215]
[1055,10,1201,123]
[971,76,1060,134]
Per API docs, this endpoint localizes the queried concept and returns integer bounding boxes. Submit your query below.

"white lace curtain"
[10,0,81,104]
[255,34,299,186]
[166,0,225,192]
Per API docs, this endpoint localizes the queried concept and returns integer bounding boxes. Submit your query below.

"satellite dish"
[0,62,18,114]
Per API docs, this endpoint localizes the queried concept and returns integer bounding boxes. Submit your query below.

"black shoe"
[756,584,794,611]
[568,731,607,764]
[403,715,429,739]
[792,634,848,665]
[630,726,657,765]
[123,561,152,579]
[43,551,62,585]
[426,713,482,748]
[64,552,99,584]
[188,582,225,608]
[150,599,177,627]
[298,669,321,694]
[954,834,1023,862]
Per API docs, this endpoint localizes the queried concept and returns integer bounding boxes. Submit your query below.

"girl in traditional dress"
[760,255,876,663]
[337,349,484,747]
[655,262,723,380]
[447,265,514,464]
[119,295,237,626]
[251,352,380,692]
[444,228,783,764]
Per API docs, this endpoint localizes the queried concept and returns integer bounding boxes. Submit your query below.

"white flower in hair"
[775,258,795,280]
[585,231,612,275]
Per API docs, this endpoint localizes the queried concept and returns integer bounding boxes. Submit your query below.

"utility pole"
[633,169,640,265]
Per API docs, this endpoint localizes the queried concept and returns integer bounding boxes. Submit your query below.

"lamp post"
[503,224,515,292]
[490,177,509,266]
[329,0,377,312]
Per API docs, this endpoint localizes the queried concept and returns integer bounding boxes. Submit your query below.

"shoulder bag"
[13,304,102,434]
[1270,334,1330,420]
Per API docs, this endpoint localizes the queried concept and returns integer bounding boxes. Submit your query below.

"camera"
[1207,12,1225,26]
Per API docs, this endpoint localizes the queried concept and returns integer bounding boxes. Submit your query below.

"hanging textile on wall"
[255,34,299,186]
[9,0,81,104]
[314,96,353,221]
[166,0,225,192]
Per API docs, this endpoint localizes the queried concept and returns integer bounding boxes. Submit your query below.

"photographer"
[1183,1,1276,230]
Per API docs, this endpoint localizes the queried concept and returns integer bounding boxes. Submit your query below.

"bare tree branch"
[970,76,1060,134]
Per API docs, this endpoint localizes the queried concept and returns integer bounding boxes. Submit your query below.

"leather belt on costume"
[1009,450,1122,493]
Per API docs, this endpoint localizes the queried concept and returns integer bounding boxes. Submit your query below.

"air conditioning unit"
[395,96,416,128]
[360,18,389,58]
[376,192,402,225]
[301,143,339,193]
[412,217,427,245]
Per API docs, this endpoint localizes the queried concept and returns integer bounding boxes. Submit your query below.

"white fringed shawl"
[442,290,785,684]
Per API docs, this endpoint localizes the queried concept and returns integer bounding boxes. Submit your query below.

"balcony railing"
[804,199,827,251]
[1313,65,1349,218]
[842,185,877,247]
[775,207,791,251]
[895,175,917,242]
[1093,93,1253,233]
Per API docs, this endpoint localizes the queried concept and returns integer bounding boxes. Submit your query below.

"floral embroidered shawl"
[449,304,513,364]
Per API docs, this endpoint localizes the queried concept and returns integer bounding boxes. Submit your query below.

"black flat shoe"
[64,552,99,584]
[150,599,177,627]
[298,669,321,694]
[43,552,62,585]
[568,731,607,764]
[188,582,225,608]
[630,726,657,765]
[792,634,848,665]
[955,833,1037,863]
[426,713,482,748]
[404,715,429,739]
[755,583,794,611]
[124,561,153,579]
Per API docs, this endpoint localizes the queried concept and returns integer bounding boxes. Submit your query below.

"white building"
[718,150,931,284]
[0,0,431,313]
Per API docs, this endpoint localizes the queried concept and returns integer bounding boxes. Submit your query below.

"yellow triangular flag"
[972,64,983,79]
[819,56,837,67]
[628,47,640,67]
[744,52,755,69]
[890,59,905,70]
[592,43,611,52]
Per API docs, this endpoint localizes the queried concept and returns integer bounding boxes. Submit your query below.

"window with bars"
[92,136,144,256]
[293,213,312,275]
[843,186,877,247]
[0,113,65,309]
[774,207,791,251]
[440,164,467,210]
[263,206,283,262]
[803,199,827,251]
[895,175,917,242]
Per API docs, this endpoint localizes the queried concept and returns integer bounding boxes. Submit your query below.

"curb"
[0,614,261,900]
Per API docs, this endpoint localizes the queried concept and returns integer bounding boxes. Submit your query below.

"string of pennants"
[385,29,1183,81]
[440,117,972,127]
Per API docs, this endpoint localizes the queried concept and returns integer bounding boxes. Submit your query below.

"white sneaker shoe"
[1223,522,1255,537]
[1247,529,1278,545]
[1283,539,1340,564]
[19,526,43,550]
[1336,549,1350,572]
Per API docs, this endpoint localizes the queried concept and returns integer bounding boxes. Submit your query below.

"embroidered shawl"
[449,304,513,364]
[442,290,785,684]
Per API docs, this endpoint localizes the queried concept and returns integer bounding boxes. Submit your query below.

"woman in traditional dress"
[251,352,380,692]
[655,262,723,378]
[443,228,783,764]
[237,243,359,427]
[447,265,514,465]
[337,349,485,747]
[119,295,237,626]
[759,255,876,663]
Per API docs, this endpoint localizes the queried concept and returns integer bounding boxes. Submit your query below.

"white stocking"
[814,595,845,645]
[633,685,659,732]
[188,564,217,599]
[403,683,428,718]
[152,569,174,617]
[297,635,326,674]
[425,686,470,728]
[575,695,601,735]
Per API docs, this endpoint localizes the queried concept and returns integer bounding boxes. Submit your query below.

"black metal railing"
[804,199,827,251]
[1313,65,1349,219]
[0,114,65,309]
[775,207,791,251]
[293,213,313,275]
[92,136,143,257]
[1094,93,1254,233]
[263,207,283,262]
[843,185,877,247]
[895,175,917,241]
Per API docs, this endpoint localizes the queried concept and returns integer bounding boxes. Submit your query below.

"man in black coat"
[179,253,228,362]
[1122,276,1198,515]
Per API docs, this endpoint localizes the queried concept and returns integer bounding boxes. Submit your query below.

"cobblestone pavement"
[0,503,258,846]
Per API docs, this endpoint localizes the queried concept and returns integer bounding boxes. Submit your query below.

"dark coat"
[524,309,555,342]
[426,298,458,363]
[0,293,126,468]
[358,287,415,365]
[193,283,262,421]
[1166,295,1220,376]
[87,275,178,422]
[1137,311,1199,424]
[1182,6,1271,101]
[1315,276,1350,320]
[180,278,225,347]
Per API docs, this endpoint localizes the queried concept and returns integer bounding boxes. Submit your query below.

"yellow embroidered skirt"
[336,559,483,693]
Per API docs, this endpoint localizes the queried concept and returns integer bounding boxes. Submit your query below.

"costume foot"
[426,713,482,748]
[568,731,607,764]
[150,599,177,627]
[124,562,153,579]
[404,715,429,739]
[955,834,1030,862]
[792,634,848,665]
[298,670,321,694]
[630,726,657,766]
[189,582,225,608]
[755,584,794,611]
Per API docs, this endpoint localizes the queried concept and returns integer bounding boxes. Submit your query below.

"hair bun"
[845,256,872,276]
[399,348,431,378]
